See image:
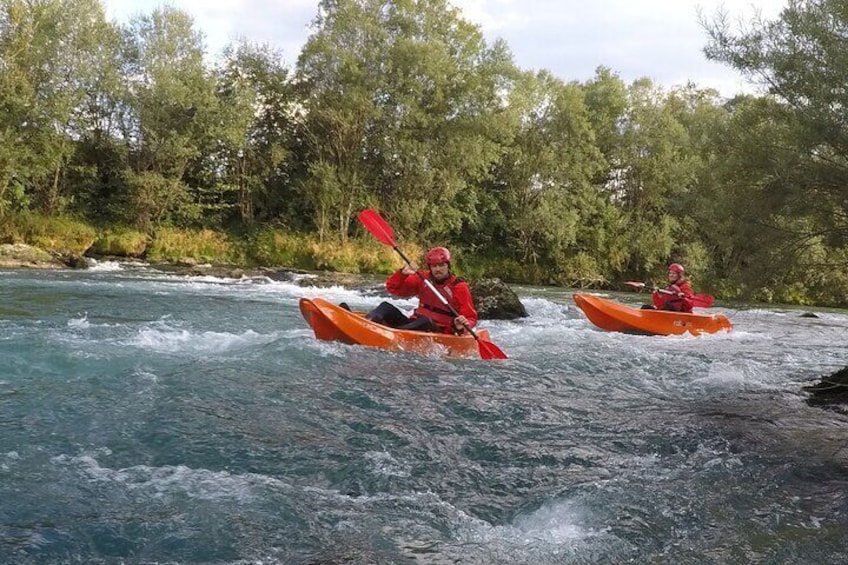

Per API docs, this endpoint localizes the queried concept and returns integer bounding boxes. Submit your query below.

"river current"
[1,263,846,564]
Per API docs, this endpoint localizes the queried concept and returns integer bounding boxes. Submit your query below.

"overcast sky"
[101,0,788,97]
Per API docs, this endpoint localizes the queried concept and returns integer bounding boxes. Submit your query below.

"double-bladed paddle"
[358,208,508,360]
[624,281,715,308]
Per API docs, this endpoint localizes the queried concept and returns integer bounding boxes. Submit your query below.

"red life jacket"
[652,281,695,313]
[413,274,468,330]
[386,269,478,333]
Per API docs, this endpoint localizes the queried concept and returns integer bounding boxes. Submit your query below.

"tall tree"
[117,6,218,229]
[296,0,516,242]
[490,70,611,281]
[608,79,699,277]
[0,0,118,214]
[704,0,848,300]
[214,41,294,226]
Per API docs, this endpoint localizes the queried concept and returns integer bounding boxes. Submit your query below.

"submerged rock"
[470,277,528,320]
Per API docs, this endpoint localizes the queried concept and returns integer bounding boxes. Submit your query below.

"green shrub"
[461,256,546,285]
[147,228,243,264]
[249,230,317,270]
[90,229,149,257]
[248,229,418,273]
[0,213,96,254]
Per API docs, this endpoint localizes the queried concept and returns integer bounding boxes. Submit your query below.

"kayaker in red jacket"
[651,263,695,313]
[365,247,478,334]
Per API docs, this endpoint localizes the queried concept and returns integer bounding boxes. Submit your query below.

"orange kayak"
[299,297,492,357]
[573,293,732,336]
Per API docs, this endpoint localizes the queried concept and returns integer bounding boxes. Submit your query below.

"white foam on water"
[133,369,159,384]
[67,314,90,329]
[87,259,143,272]
[50,454,293,503]
[127,326,280,354]
[692,360,790,393]
[455,499,598,551]
[365,450,411,478]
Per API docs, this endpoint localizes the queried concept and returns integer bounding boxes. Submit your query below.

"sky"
[101,0,788,97]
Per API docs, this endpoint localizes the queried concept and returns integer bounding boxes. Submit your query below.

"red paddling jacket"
[652,281,695,313]
[386,270,478,334]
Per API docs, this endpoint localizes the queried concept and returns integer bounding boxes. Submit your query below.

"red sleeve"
[386,269,423,297]
[452,281,478,329]
[678,281,695,298]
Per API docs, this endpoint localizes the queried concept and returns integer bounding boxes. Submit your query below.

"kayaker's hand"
[453,315,468,331]
[401,263,418,276]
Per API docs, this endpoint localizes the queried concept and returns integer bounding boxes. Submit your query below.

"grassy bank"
[0,213,424,275]
[0,213,555,284]
[5,213,844,308]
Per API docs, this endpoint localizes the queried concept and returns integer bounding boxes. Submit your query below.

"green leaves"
[702,0,848,302]
[296,0,516,242]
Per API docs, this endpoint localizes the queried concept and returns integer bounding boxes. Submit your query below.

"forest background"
[1,0,847,306]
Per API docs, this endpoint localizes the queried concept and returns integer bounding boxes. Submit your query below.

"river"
[1,262,846,564]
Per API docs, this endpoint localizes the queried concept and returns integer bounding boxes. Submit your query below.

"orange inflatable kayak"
[573,293,732,336]
[299,297,492,357]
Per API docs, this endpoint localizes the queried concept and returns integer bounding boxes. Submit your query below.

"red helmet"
[668,263,685,275]
[425,247,451,265]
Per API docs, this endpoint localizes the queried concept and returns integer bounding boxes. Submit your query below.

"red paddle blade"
[624,281,647,289]
[477,338,508,360]
[358,209,396,247]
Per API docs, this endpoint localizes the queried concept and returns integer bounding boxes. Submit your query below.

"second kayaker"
[648,263,696,312]
[365,246,478,334]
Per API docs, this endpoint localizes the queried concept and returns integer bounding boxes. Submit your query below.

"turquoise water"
[1,263,846,564]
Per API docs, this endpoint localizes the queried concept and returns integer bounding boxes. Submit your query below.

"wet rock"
[803,366,848,411]
[799,312,819,318]
[58,253,90,269]
[0,243,66,269]
[255,267,299,282]
[469,277,528,320]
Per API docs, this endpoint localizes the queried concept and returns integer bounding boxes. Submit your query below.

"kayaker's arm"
[451,283,478,332]
[386,268,423,297]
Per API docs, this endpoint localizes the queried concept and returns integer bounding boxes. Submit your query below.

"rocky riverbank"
[0,243,69,269]
[0,243,528,321]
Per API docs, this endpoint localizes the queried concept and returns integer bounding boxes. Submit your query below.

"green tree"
[117,5,219,229]
[0,0,118,215]
[705,0,848,302]
[214,41,294,226]
[296,0,516,242]
[491,70,610,280]
[610,79,700,278]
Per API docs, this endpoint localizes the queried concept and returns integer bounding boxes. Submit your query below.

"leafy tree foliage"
[213,42,295,226]
[117,6,219,229]
[297,0,516,242]
[3,0,848,304]
[705,0,848,300]
[0,0,118,215]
